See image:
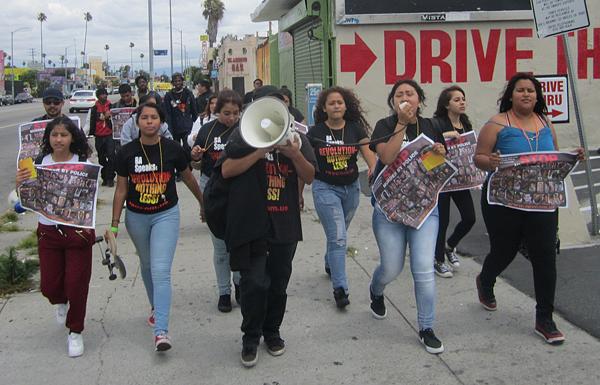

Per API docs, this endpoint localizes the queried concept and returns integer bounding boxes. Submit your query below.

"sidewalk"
[1,173,599,384]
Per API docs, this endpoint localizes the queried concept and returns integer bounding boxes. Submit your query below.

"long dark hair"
[433,85,472,131]
[498,73,547,114]
[205,93,219,116]
[387,78,426,116]
[314,86,371,133]
[41,116,90,157]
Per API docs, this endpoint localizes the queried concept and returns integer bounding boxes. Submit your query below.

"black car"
[0,94,14,105]
[14,92,33,104]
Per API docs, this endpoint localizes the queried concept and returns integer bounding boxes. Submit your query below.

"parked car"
[14,92,33,104]
[0,94,14,105]
[69,90,98,112]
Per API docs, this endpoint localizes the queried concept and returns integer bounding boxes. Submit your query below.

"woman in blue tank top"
[473,73,585,345]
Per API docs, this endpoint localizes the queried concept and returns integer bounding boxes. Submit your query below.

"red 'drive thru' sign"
[536,75,569,124]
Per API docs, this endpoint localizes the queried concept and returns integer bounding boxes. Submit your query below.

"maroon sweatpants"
[37,223,94,333]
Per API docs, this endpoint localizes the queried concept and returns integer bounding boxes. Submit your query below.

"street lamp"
[140,53,145,72]
[10,27,30,99]
[64,44,76,93]
[168,0,174,77]
[172,27,184,78]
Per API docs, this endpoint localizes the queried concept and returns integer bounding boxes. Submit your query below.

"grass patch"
[0,247,40,296]
[346,246,358,258]
[0,224,20,233]
[312,218,321,224]
[1,212,19,224]
[16,231,37,250]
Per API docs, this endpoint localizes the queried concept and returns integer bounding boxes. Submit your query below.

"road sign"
[305,83,322,126]
[154,50,168,56]
[536,75,569,123]
[531,0,590,38]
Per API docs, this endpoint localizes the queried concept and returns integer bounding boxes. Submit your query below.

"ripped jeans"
[312,179,361,292]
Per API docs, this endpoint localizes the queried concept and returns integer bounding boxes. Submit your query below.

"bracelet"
[111,219,120,223]
[110,227,119,233]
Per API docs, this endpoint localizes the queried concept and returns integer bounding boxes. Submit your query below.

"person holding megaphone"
[305,86,376,309]
[216,85,317,367]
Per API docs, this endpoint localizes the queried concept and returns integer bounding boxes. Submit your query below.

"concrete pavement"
[1,170,600,384]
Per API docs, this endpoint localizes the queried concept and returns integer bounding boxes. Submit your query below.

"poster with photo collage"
[442,131,487,191]
[110,107,136,140]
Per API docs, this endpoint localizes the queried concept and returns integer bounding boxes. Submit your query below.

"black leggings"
[435,189,476,263]
[479,182,558,319]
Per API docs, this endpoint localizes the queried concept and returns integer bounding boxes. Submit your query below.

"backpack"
[203,168,232,240]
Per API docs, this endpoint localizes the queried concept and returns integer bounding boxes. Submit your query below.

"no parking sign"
[536,75,569,124]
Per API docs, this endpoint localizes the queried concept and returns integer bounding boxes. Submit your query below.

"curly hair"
[498,73,547,115]
[387,78,426,116]
[314,86,371,133]
[433,85,472,131]
[40,116,91,158]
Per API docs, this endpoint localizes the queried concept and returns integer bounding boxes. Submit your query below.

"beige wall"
[334,3,600,150]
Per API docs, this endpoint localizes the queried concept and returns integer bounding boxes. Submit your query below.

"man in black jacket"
[164,73,197,154]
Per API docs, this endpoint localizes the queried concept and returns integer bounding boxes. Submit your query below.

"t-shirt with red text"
[193,120,237,178]
[306,121,368,186]
[114,138,191,213]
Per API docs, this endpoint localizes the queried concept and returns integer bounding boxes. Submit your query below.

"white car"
[69,90,97,113]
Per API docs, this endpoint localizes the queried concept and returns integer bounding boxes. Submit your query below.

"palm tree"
[83,12,92,61]
[202,0,225,48]
[38,13,47,63]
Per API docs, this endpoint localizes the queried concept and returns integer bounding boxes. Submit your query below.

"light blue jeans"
[125,204,180,337]
[371,204,439,330]
[312,179,361,292]
[200,174,241,296]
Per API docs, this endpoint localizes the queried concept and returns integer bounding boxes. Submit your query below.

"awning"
[251,0,302,22]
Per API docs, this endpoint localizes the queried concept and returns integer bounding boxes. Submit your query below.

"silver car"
[69,90,98,113]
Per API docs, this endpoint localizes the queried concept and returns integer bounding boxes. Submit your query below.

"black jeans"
[95,135,116,181]
[239,241,297,347]
[435,190,476,263]
[479,182,558,319]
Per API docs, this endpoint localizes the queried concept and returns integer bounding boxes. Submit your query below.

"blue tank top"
[491,120,555,155]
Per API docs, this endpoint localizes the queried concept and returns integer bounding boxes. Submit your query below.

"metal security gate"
[292,20,324,121]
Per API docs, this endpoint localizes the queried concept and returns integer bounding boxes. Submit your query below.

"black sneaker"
[265,337,286,356]
[107,179,114,187]
[101,180,108,186]
[333,287,350,309]
[419,328,444,354]
[217,294,232,312]
[445,248,460,270]
[370,288,387,319]
[535,318,565,345]
[476,274,497,311]
[241,346,258,367]
[234,284,240,305]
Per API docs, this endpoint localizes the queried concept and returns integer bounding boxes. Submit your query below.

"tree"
[37,79,51,94]
[52,69,72,77]
[37,13,46,63]
[21,70,39,88]
[83,12,92,63]
[202,0,225,48]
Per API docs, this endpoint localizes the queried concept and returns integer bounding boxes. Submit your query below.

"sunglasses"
[44,99,62,106]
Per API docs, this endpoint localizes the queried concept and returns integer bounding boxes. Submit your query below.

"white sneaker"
[68,332,84,357]
[55,303,68,325]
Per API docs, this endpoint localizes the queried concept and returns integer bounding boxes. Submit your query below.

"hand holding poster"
[18,162,102,229]
[443,131,487,191]
[487,151,579,212]
[372,134,457,229]
[110,107,137,140]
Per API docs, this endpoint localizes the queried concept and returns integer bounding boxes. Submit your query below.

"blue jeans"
[125,205,180,337]
[312,179,360,292]
[371,204,439,330]
[200,174,241,296]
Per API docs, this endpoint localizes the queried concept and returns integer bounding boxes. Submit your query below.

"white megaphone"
[240,96,299,148]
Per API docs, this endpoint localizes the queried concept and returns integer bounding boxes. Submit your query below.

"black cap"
[42,88,64,100]
[252,85,284,101]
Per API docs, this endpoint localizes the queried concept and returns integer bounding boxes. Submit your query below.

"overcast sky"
[0,0,275,75]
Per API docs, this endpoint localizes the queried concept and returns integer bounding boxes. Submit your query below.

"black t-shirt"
[306,121,368,185]
[289,106,305,123]
[220,129,317,243]
[193,120,237,177]
[369,115,445,153]
[115,138,191,213]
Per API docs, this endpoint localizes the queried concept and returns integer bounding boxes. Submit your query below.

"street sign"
[211,70,218,78]
[536,75,569,123]
[531,0,590,38]
[154,50,168,56]
[305,83,323,126]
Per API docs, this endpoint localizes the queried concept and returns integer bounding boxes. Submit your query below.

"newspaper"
[442,131,486,191]
[110,107,136,140]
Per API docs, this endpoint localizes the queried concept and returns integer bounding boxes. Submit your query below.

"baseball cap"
[42,88,64,100]
[252,85,284,101]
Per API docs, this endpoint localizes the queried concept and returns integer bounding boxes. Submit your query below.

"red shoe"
[476,275,497,311]
[148,308,155,328]
[155,332,172,351]
[535,319,565,345]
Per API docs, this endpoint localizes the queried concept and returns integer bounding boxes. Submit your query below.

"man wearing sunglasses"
[33,88,66,121]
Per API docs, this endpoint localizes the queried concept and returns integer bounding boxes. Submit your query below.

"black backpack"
[203,168,232,240]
